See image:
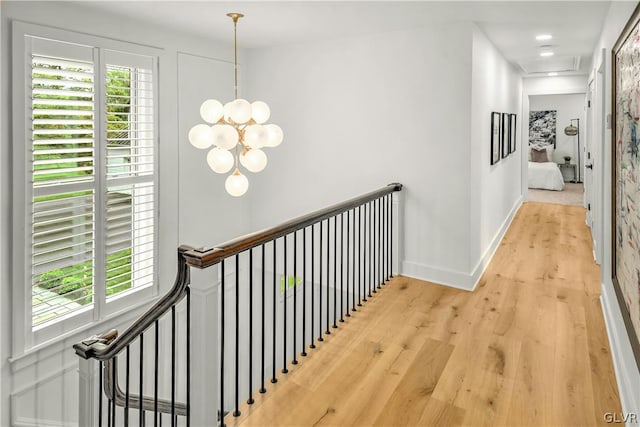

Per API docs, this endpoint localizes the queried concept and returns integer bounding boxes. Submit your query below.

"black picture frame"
[509,113,517,154]
[611,2,640,372]
[490,112,501,165]
[501,113,509,158]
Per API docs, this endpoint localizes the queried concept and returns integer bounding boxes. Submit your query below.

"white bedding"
[528,161,565,191]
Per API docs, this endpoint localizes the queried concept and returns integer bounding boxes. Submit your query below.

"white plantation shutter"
[103,50,156,299]
[28,37,157,329]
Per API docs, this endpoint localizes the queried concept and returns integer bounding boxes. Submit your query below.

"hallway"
[228,202,620,426]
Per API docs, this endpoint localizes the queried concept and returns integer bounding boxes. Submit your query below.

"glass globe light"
[211,124,239,150]
[206,147,234,174]
[264,124,283,147]
[243,124,269,148]
[251,101,270,124]
[225,169,249,197]
[224,99,252,124]
[240,148,268,172]
[188,124,214,149]
[200,99,224,123]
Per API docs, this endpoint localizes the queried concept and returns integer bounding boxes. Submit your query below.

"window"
[15,30,158,345]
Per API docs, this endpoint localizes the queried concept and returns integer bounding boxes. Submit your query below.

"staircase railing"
[74,183,403,427]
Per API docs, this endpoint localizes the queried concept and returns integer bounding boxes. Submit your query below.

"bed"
[528,161,565,191]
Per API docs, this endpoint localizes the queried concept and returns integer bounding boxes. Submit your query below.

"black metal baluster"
[333,215,338,329]
[271,240,277,383]
[378,197,382,289]
[186,287,191,427]
[108,370,112,427]
[111,356,116,427]
[383,195,388,282]
[139,334,144,427]
[248,249,255,404]
[220,260,226,427]
[234,255,241,417]
[318,221,324,342]
[171,305,176,427]
[310,224,316,349]
[293,231,299,365]
[369,201,376,296]
[99,361,103,427]
[389,195,393,278]
[302,227,308,357]
[340,212,345,322]
[369,201,374,297]
[352,209,356,313]
[358,205,362,307]
[154,320,159,427]
[282,236,288,374]
[362,204,367,303]
[125,345,130,427]
[260,244,266,393]
[326,218,331,335]
[347,209,352,317]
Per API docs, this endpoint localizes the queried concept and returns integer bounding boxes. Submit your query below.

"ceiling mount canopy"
[188,12,283,197]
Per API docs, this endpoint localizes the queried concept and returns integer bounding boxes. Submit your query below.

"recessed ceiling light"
[548,72,558,76]
[540,51,554,57]
[536,34,553,41]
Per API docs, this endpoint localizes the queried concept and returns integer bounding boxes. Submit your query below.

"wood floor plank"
[373,338,454,426]
[230,202,621,427]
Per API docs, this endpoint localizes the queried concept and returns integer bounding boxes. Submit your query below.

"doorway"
[526,93,586,206]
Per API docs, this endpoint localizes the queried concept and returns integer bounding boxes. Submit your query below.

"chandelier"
[188,12,283,197]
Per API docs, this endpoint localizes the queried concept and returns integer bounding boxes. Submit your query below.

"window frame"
[12,22,161,354]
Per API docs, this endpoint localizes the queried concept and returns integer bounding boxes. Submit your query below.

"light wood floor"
[227,202,621,426]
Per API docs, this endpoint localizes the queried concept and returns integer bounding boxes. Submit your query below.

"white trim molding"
[401,196,522,292]
[601,281,640,424]
[470,196,523,289]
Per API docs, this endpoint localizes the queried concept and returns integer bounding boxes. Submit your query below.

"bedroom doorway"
[526,93,586,207]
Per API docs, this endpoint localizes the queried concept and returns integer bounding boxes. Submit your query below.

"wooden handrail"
[73,245,192,360]
[184,182,403,269]
[74,182,402,360]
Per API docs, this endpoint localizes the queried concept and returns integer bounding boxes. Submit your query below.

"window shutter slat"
[31,52,96,327]
[29,41,157,330]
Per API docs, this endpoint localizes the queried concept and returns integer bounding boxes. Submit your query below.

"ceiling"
[79,1,613,77]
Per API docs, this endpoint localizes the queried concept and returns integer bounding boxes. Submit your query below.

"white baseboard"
[401,261,475,291]
[469,196,523,290]
[401,196,522,292]
[601,282,640,424]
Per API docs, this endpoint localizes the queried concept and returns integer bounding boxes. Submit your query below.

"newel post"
[392,188,402,277]
[189,265,220,426]
[78,357,100,426]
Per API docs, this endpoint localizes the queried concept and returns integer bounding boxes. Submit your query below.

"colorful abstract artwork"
[614,8,640,359]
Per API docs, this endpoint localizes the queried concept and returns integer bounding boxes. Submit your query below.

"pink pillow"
[530,148,548,163]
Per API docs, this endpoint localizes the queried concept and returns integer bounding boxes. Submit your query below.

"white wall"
[1,2,254,425]
[590,1,640,419]
[529,94,586,175]
[245,24,479,288]
[469,26,523,288]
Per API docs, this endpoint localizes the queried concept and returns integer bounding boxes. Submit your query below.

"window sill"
[9,295,160,373]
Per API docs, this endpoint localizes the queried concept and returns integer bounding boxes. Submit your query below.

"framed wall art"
[501,113,509,158]
[509,113,517,154]
[612,2,640,371]
[491,112,501,165]
[529,110,557,148]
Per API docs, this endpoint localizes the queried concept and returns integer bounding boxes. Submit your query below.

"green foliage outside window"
[33,63,134,305]
[36,249,133,305]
